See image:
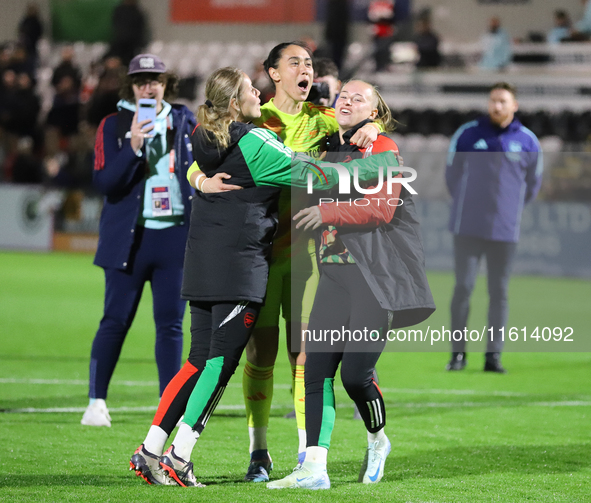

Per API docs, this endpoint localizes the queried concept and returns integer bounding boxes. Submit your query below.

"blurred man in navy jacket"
[445,82,543,373]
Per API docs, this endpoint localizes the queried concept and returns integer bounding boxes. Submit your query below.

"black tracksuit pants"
[304,264,388,449]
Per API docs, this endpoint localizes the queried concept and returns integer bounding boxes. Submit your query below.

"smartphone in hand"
[137,98,157,130]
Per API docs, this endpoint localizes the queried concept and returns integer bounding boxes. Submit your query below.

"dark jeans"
[89,225,186,399]
[450,235,517,354]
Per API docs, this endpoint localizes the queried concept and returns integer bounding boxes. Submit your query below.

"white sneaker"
[81,399,111,427]
[267,464,330,490]
[362,435,391,484]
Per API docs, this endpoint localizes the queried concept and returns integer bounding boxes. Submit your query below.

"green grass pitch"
[0,251,589,502]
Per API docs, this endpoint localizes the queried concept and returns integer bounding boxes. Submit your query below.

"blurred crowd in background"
[1,0,591,233]
[0,1,150,230]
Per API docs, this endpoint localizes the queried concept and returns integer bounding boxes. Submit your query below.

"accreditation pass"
[151,186,172,217]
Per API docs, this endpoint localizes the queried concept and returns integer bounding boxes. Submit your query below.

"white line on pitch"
[0,378,527,397]
[1,404,276,414]
[3,401,591,414]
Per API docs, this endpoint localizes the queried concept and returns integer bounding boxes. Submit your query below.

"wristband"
[195,173,206,191]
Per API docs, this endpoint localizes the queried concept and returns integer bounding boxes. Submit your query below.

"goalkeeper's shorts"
[256,238,319,328]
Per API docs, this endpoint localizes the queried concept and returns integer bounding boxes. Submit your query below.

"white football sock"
[368,427,386,445]
[297,428,307,454]
[304,446,328,468]
[143,425,168,456]
[171,422,199,461]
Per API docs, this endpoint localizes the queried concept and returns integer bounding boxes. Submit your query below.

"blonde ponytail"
[197,67,244,149]
[373,89,398,133]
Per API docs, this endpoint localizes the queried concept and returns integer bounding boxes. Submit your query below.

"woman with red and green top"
[268,81,435,489]
[128,67,398,487]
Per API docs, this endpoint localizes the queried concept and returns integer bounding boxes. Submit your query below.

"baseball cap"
[127,54,167,75]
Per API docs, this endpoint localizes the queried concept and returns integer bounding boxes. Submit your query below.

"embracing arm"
[324,136,401,225]
[186,160,243,192]
[296,136,402,229]
[349,122,381,149]
[239,129,399,189]
[317,173,402,227]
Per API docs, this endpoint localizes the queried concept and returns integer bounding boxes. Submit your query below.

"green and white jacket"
[181,122,398,304]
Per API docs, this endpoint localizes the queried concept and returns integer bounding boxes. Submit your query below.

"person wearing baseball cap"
[124,53,170,116]
[127,53,167,75]
[81,53,196,452]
